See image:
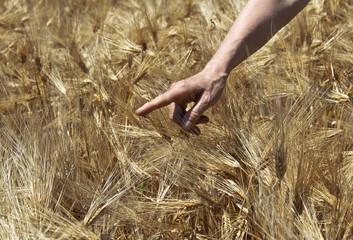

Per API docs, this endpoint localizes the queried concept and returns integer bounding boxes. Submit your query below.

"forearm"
[205,0,310,75]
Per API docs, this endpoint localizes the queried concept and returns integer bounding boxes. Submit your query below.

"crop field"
[0,0,352,239]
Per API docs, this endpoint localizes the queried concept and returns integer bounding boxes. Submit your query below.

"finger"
[169,102,185,125]
[135,86,187,116]
[170,103,206,135]
[181,95,210,130]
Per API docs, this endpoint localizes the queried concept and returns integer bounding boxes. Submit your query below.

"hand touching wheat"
[136,0,310,134]
[136,68,228,134]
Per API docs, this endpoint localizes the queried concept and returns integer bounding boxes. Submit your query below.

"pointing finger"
[135,85,187,116]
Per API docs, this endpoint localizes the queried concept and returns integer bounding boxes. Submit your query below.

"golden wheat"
[0,0,352,239]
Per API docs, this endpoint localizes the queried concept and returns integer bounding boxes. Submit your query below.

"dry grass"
[0,0,352,239]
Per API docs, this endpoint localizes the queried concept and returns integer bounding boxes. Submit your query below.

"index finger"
[135,86,186,116]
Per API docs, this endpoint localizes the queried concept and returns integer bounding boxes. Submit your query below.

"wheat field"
[0,0,352,239]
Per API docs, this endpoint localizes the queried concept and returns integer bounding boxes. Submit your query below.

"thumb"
[182,95,210,131]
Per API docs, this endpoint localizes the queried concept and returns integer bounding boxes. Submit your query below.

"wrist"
[203,59,230,81]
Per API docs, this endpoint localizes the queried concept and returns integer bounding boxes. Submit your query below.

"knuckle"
[171,80,187,90]
[201,94,211,105]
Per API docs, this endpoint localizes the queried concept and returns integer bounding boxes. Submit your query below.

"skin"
[136,0,310,134]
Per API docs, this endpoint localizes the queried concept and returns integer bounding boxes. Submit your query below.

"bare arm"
[206,0,310,74]
[136,0,310,134]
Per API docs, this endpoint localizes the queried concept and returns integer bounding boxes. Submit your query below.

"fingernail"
[182,120,192,130]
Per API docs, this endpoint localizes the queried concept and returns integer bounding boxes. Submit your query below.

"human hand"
[135,67,227,134]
